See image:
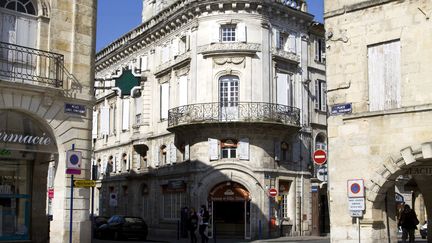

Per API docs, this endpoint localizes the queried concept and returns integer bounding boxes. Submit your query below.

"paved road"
[93,236,330,243]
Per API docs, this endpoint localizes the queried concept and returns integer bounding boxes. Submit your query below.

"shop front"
[0,110,57,241]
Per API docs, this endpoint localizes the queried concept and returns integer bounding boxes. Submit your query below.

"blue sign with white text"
[65,103,86,116]
[331,103,352,115]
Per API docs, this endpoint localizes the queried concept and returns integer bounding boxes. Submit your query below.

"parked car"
[420,222,427,239]
[95,215,148,240]
[92,216,109,236]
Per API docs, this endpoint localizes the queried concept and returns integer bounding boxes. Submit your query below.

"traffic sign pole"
[69,144,74,243]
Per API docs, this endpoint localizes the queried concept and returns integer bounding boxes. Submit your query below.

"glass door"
[0,159,31,241]
[219,75,239,121]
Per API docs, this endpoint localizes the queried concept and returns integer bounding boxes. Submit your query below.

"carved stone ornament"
[198,43,261,57]
[213,57,245,65]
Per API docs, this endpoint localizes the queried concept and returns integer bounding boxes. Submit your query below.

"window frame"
[221,24,236,43]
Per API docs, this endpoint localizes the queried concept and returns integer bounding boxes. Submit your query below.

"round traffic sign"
[350,183,361,194]
[313,149,327,165]
[269,188,278,197]
[70,154,80,165]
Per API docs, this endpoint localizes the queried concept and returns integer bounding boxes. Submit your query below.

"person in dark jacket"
[398,204,419,243]
[198,205,210,243]
[187,208,198,243]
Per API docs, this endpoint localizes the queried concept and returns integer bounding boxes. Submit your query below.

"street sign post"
[73,180,96,187]
[269,188,278,197]
[313,149,327,165]
[347,179,365,198]
[348,198,365,211]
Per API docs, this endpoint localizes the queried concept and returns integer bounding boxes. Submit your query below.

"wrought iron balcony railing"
[168,102,300,128]
[0,41,64,88]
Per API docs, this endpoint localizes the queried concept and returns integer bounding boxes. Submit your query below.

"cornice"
[154,51,192,76]
[198,43,261,57]
[95,0,313,71]
[271,48,300,63]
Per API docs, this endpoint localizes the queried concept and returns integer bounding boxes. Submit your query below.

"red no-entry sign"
[313,149,327,165]
[269,188,278,197]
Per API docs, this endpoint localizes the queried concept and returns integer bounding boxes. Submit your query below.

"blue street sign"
[65,103,86,116]
[331,103,352,115]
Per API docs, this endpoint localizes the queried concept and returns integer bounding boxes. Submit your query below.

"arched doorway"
[0,109,57,241]
[208,181,251,239]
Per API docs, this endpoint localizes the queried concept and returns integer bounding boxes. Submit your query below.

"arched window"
[219,75,239,120]
[0,0,36,15]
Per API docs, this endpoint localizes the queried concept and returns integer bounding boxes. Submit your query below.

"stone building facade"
[0,1,96,242]
[94,0,327,239]
[325,0,432,242]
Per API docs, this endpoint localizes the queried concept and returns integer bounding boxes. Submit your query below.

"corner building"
[325,0,432,242]
[94,0,327,239]
[0,0,96,242]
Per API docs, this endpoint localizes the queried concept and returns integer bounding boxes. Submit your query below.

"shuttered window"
[92,110,98,139]
[122,98,130,131]
[208,138,219,161]
[238,138,249,160]
[368,40,401,111]
[276,72,292,107]
[100,106,110,136]
[178,75,188,107]
[314,80,327,112]
[160,83,169,120]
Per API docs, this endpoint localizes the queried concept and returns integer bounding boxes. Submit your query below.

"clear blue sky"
[96,0,324,51]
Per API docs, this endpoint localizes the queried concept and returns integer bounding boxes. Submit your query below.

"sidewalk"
[147,235,330,243]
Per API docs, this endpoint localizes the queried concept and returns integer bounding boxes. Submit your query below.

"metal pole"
[357,217,360,243]
[268,196,271,238]
[91,164,96,243]
[70,174,74,243]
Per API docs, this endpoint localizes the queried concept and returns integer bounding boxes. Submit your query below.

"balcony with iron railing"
[168,102,300,131]
[0,41,66,88]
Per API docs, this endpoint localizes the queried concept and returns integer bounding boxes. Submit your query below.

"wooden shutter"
[211,23,220,43]
[208,138,219,161]
[16,17,37,48]
[169,143,177,164]
[140,55,148,71]
[122,98,130,130]
[184,144,190,161]
[314,80,320,110]
[315,38,319,61]
[275,141,281,161]
[100,106,110,135]
[178,76,188,107]
[135,96,143,115]
[92,110,98,139]
[1,13,16,44]
[238,138,250,160]
[368,40,401,111]
[288,33,296,53]
[320,82,327,111]
[160,83,169,120]
[172,38,179,57]
[162,45,170,63]
[277,73,288,106]
[237,22,246,42]
[274,29,281,49]
[154,146,160,167]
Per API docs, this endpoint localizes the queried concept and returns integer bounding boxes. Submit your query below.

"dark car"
[420,222,427,239]
[95,215,148,240]
[92,216,109,236]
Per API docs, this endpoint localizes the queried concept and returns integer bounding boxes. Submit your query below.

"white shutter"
[160,83,169,120]
[102,157,107,175]
[208,138,219,161]
[154,147,160,167]
[1,13,16,44]
[211,23,220,43]
[92,110,98,139]
[178,76,188,107]
[274,29,281,49]
[16,17,37,48]
[321,82,327,111]
[275,141,281,161]
[135,96,143,115]
[315,38,319,61]
[237,22,246,42]
[277,73,288,106]
[184,144,190,161]
[126,154,131,171]
[238,138,250,160]
[140,55,148,71]
[122,98,130,130]
[100,107,110,135]
[314,80,319,110]
[288,33,296,53]
[169,143,177,164]
[172,38,179,57]
[162,45,170,63]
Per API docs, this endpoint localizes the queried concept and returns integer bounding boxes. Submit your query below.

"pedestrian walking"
[187,207,199,243]
[198,205,210,243]
[398,204,419,243]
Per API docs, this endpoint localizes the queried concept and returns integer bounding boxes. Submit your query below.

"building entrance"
[208,181,251,239]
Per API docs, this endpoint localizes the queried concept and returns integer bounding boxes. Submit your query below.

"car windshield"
[125,217,143,223]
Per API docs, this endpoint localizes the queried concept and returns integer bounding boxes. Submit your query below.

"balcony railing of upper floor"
[0,41,64,88]
[168,102,300,128]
